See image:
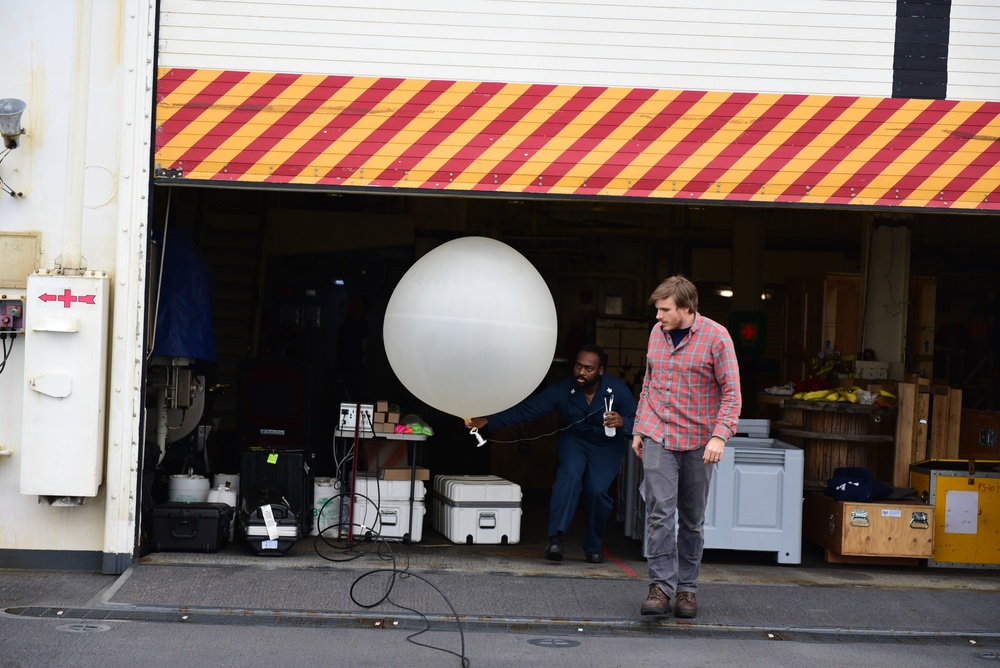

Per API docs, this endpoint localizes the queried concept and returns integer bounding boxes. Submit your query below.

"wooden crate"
[892,382,961,487]
[803,492,934,562]
[958,409,1000,459]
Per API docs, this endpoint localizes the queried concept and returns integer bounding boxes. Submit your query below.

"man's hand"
[603,411,624,428]
[631,434,644,459]
[703,436,726,464]
[464,417,488,430]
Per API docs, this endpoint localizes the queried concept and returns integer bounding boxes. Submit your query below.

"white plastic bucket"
[212,473,240,495]
[207,484,238,542]
[168,474,210,503]
[207,484,237,507]
[312,477,344,537]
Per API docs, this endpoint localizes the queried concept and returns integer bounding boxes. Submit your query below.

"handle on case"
[170,517,198,539]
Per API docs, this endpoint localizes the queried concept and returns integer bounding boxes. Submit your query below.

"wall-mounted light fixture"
[0,99,26,150]
[0,98,26,198]
[715,287,775,301]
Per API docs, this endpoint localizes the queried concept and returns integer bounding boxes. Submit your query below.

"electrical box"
[20,273,111,498]
[0,297,24,334]
[336,402,375,437]
[0,232,40,288]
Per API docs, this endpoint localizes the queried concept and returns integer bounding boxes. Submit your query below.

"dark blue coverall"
[485,375,638,553]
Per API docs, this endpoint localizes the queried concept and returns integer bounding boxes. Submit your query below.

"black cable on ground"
[311,492,470,667]
[351,567,470,668]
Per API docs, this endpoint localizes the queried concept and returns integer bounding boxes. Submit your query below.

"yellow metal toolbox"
[909,459,1000,568]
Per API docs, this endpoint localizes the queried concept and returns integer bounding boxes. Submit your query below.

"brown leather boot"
[640,584,670,615]
[674,591,697,618]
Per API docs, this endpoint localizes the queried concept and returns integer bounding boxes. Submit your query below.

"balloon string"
[485,406,606,444]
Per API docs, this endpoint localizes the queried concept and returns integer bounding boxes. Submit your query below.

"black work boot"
[544,535,564,562]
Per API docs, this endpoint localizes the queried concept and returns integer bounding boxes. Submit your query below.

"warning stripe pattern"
[155,68,1000,210]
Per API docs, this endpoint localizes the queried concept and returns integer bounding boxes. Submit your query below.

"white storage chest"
[623,419,804,564]
[702,434,804,564]
[432,475,522,545]
[351,476,426,542]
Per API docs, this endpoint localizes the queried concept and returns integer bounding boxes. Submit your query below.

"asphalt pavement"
[1,513,998,667]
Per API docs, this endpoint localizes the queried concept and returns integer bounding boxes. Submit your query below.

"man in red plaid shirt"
[632,275,742,619]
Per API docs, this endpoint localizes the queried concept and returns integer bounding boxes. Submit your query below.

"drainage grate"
[6,606,999,648]
[528,638,580,648]
[57,623,111,634]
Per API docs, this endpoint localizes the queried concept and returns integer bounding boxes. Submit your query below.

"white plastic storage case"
[351,476,426,542]
[432,475,522,544]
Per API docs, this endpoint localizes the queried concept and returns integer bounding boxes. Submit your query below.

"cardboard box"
[910,459,1000,568]
[376,400,390,412]
[380,466,430,481]
[853,360,889,380]
[803,492,934,560]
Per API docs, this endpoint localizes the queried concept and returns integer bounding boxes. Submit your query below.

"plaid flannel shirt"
[634,313,742,451]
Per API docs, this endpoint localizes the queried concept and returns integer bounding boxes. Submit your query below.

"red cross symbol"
[38,289,97,308]
[740,322,757,341]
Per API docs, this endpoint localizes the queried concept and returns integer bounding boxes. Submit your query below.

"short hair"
[577,343,608,369]
[648,274,699,313]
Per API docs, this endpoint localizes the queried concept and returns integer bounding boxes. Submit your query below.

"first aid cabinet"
[432,475,522,544]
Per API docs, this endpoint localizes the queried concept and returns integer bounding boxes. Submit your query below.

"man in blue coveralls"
[465,344,637,563]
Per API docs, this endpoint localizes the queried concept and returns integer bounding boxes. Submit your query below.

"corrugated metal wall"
[159,0,903,97]
[159,2,1000,102]
[949,3,1000,101]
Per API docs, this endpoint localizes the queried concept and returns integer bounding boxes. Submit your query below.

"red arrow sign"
[38,290,98,308]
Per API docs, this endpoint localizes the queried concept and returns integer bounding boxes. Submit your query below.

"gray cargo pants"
[642,437,714,599]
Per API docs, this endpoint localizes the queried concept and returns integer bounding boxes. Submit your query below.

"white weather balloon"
[383,236,558,420]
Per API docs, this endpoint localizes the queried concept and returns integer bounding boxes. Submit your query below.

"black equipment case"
[241,486,301,556]
[241,448,315,533]
[151,502,234,553]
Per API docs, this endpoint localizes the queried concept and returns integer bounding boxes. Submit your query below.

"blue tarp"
[150,230,216,362]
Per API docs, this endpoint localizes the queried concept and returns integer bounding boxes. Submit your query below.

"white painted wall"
[0,0,154,570]
[862,225,911,375]
[0,0,989,568]
[158,0,900,97]
[949,3,1000,101]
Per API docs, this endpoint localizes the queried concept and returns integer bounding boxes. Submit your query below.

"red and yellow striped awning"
[154,68,1000,210]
